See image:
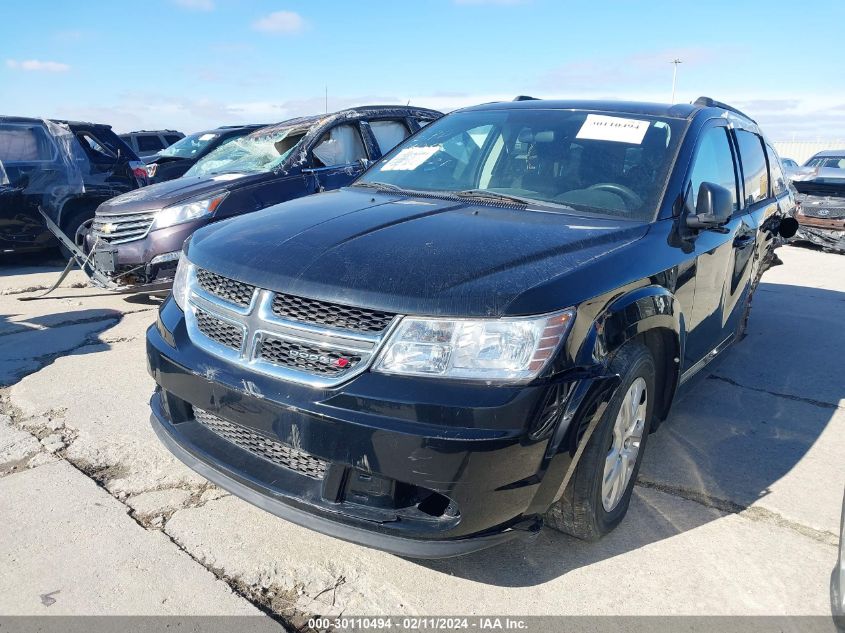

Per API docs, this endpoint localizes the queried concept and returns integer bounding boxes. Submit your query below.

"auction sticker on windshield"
[576,114,650,144]
[382,146,440,170]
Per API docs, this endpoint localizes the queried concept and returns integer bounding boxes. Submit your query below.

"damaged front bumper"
[791,192,845,254]
[145,296,617,558]
[82,220,203,291]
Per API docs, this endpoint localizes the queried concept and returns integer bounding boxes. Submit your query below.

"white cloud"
[252,11,306,34]
[6,59,70,72]
[173,0,214,10]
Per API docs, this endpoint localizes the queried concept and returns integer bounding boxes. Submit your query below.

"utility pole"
[670,59,682,104]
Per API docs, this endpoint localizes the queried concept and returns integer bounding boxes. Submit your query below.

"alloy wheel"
[602,376,647,512]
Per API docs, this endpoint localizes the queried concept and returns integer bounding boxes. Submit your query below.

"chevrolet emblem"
[102,223,116,234]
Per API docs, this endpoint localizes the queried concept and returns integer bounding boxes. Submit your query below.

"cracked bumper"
[149,395,539,559]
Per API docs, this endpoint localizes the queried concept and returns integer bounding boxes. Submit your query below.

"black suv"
[86,106,441,289]
[146,98,797,558]
[0,116,147,255]
[145,125,268,184]
[120,130,185,158]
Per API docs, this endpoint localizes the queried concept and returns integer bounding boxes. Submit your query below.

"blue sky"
[1,0,842,139]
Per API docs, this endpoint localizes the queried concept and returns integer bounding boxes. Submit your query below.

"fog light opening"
[417,492,457,518]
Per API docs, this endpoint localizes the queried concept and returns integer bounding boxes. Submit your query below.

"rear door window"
[734,130,769,206]
[137,135,165,153]
[369,120,410,155]
[765,145,788,197]
[685,126,739,215]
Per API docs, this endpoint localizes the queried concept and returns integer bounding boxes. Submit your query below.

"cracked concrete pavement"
[0,246,842,623]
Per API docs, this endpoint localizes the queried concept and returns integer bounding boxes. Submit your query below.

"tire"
[545,341,656,541]
[58,208,94,259]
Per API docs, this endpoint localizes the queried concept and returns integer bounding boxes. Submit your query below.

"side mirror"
[686,182,733,229]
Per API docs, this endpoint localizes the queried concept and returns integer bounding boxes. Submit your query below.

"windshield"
[185,126,309,178]
[805,156,845,169]
[356,108,685,220]
[158,131,222,158]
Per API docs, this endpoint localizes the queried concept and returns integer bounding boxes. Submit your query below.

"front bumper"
[85,220,206,289]
[146,297,611,557]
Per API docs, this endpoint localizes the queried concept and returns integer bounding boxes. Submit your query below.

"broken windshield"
[186,127,309,178]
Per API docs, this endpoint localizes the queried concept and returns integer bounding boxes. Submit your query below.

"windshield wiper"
[454,189,534,205]
[352,181,408,193]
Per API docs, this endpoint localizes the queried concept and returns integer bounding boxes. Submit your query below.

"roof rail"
[513,95,540,101]
[694,96,756,123]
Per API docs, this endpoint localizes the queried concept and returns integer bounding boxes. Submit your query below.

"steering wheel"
[588,183,643,209]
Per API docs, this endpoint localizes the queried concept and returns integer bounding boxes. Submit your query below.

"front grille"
[196,268,255,307]
[272,293,395,333]
[195,308,244,350]
[194,408,328,479]
[802,207,845,219]
[92,210,158,244]
[185,268,401,387]
[257,337,361,376]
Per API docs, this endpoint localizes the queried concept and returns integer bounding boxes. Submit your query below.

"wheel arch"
[56,195,107,230]
[576,284,684,424]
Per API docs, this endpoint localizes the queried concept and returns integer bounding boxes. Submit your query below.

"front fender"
[575,284,683,367]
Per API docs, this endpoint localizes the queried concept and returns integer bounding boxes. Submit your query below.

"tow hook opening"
[343,469,460,520]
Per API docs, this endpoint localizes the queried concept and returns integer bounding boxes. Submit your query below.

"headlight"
[152,192,228,231]
[171,253,191,311]
[374,310,575,382]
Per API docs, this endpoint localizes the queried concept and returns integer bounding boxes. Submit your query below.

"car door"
[724,129,779,335]
[304,121,371,192]
[681,122,749,371]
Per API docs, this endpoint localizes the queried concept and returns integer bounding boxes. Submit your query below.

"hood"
[95,172,258,215]
[188,188,651,317]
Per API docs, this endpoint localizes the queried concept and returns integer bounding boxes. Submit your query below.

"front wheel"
[545,341,656,540]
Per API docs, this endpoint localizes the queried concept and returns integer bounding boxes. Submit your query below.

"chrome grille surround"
[92,209,158,244]
[184,265,401,388]
[193,408,328,479]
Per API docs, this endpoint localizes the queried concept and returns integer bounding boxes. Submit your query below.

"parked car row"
[86,105,441,289]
